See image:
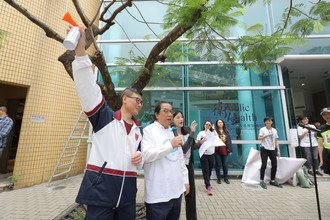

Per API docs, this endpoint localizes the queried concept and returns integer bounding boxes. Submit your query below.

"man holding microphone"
[141,101,189,220]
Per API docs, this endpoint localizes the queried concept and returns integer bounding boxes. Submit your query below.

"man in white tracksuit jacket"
[72,27,143,220]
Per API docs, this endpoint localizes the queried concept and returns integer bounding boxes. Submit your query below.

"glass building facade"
[97,0,330,171]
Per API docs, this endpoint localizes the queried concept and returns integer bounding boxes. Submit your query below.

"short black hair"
[263,117,273,123]
[296,115,307,123]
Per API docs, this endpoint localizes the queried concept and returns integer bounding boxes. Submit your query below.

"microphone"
[298,123,321,133]
[172,127,178,136]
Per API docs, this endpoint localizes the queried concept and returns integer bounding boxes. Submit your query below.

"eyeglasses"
[126,96,143,105]
[205,123,211,126]
[159,109,175,115]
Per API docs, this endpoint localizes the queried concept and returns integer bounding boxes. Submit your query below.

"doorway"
[0,83,28,174]
[279,55,330,126]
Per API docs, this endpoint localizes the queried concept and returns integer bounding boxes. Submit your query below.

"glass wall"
[97,0,312,171]
[98,64,288,170]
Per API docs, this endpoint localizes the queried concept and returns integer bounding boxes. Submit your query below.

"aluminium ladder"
[48,111,90,184]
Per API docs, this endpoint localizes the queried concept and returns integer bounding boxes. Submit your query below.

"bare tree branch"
[100,0,116,21]
[72,0,91,27]
[89,0,104,27]
[130,2,161,38]
[98,0,133,35]
[3,0,64,43]
[132,8,206,92]
[280,0,293,35]
[115,19,147,58]
[91,51,119,107]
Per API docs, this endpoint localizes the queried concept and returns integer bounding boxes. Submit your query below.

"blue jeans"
[214,153,228,180]
[301,146,319,170]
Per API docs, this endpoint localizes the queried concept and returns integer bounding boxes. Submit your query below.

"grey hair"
[120,87,142,100]
[0,106,7,113]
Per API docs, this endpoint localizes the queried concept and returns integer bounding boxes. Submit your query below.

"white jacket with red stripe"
[72,55,142,207]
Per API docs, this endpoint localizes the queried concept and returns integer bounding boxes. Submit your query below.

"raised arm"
[72,27,114,132]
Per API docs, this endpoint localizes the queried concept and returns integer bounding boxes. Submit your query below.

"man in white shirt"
[141,102,189,220]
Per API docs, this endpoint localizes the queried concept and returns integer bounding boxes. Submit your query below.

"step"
[70,136,89,140]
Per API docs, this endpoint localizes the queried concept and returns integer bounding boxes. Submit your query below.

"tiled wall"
[0,0,99,188]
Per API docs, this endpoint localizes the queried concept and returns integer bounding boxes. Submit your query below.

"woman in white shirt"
[258,117,282,189]
[196,121,215,195]
[297,115,323,176]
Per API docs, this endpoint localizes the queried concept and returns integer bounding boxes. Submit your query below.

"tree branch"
[279,0,293,35]
[98,0,133,35]
[89,0,104,27]
[100,0,116,21]
[3,0,64,43]
[292,7,317,20]
[72,0,91,27]
[132,8,205,92]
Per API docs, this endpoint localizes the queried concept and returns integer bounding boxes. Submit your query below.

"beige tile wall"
[0,0,100,188]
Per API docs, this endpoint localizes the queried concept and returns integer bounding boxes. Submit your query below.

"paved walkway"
[1,174,330,219]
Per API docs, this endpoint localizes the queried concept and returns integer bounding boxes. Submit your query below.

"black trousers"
[200,154,214,188]
[323,148,330,174]
[184,163,197,220]
[146,195,182,220]
[85,201,136,220]
[260,147,277,181]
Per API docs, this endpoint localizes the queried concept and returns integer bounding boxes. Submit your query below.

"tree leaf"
[313,20,324,33]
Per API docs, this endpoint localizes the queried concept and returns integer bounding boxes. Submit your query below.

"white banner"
[242,148,306,184]
[289,128,299,147]
[198,132,225,158]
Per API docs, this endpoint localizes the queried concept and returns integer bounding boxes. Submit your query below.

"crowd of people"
[0,25,328,220]
[38,26,330,219]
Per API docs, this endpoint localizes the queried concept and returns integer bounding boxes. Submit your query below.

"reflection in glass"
[136,88,287,170]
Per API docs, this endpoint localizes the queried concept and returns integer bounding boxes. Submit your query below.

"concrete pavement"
[1,174,330,219]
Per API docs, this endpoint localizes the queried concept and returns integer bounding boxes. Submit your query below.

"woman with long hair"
[196,120,215,195]
[172,110,197,220]
[214,119,232,184]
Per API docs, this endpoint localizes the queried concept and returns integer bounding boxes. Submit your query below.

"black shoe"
[217,179,221,184]
[308,170,313,176]
[315,170,323,176]
[270,180,282,188]
[224,178,230,184]
[260,181,267,189]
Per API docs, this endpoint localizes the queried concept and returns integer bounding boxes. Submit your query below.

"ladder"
[48,111,90,184]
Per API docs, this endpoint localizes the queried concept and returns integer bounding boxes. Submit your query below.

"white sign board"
[30,115,45,123]
[289,128,299,147]
[198,131,225,157]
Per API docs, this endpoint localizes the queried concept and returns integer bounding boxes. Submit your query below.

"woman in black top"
[172,110,197,220]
